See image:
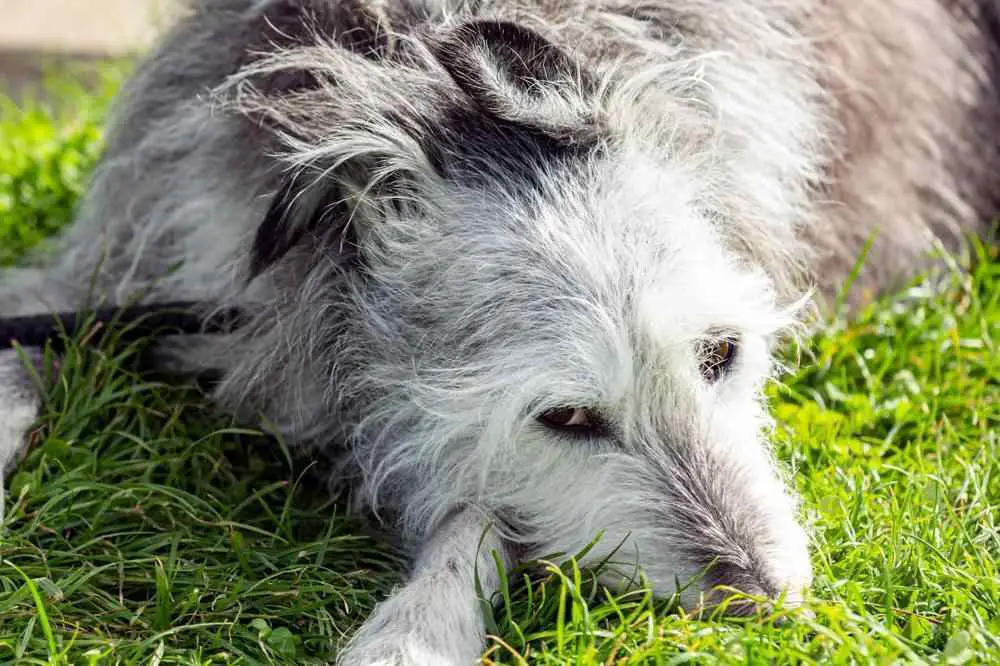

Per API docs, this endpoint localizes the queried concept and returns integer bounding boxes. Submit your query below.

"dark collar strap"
[0,302,247,350]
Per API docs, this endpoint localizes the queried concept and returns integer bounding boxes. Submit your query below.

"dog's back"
[804,0,999,301]
[10,0,995,314]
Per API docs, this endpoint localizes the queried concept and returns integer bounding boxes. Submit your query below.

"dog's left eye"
[537,407,602,434]
[698,335,739,382]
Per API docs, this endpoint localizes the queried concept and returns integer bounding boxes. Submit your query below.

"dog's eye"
[537,407,602,434]
[698,336,738,382]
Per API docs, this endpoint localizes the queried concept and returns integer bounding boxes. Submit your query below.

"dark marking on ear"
[436,20,580,95]
[251,175,305,277]
[250,171,353,278]
[430,19,595,132]
[424,103,598,189]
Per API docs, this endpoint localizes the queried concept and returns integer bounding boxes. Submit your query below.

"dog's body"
[1,1,996,664]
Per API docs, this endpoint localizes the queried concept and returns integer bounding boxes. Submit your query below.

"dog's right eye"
[698,333,739,383]
[537,407,605,436]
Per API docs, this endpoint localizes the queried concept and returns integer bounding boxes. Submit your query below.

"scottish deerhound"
[1,1,996,663]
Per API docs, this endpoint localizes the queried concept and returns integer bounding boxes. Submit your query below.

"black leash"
[0,302,247,351]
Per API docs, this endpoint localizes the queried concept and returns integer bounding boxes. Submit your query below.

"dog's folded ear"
[430,19,596,136]
[234,19,597,280]
[250,169,353,278]
[228,51,443,280]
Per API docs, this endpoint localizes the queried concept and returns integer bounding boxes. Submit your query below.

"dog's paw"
[0,350,43,461]
[336,621,477,666]
[0,349,45,521]
[334,581,485,666]
[336,640,467,666]
[0,413,35,476]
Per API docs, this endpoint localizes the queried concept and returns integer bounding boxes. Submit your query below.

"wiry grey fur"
[0,0,996,664]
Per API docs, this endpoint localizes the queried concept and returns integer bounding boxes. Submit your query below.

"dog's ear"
[430,20,595,135]
[248,139,435,279]
[250,169,353,278]
[233,63,443,279]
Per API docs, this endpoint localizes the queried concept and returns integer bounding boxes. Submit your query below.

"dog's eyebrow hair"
[0,302,247,351]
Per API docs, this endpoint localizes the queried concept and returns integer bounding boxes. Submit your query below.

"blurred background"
[0,0,178,100]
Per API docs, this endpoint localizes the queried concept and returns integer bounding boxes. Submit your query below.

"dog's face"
[473,155,815,611]
[241,19,814,612]
[352,147,812,611]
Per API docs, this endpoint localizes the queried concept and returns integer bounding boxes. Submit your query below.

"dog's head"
[231,16,818,613]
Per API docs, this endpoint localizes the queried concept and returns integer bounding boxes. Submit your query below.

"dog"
[1,1,996,664]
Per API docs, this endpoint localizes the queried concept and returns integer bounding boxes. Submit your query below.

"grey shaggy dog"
[1,0,997,663]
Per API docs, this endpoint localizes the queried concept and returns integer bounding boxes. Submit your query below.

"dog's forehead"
[533,152,760,290]
[524,151,788,346]
[412,111,785,351]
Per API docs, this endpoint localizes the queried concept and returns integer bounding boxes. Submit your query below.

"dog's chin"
[591,556,812,620]
[591,563,697,603]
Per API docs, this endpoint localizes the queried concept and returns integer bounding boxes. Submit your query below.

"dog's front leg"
[337,507,510,666]
[0,348,45,523]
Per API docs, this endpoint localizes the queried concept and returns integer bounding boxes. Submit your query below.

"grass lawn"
[0,70,997,666]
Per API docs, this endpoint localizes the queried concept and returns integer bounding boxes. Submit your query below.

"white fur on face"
[348,145,812,608]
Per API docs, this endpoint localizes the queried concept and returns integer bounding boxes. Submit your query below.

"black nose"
[698,560,800,618]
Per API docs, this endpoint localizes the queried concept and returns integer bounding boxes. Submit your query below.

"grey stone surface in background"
[0,0,178,99]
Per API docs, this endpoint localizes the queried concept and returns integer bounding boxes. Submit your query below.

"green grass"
[0,71,997,665]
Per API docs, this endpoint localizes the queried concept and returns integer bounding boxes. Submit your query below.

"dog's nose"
[699,560,805,617]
